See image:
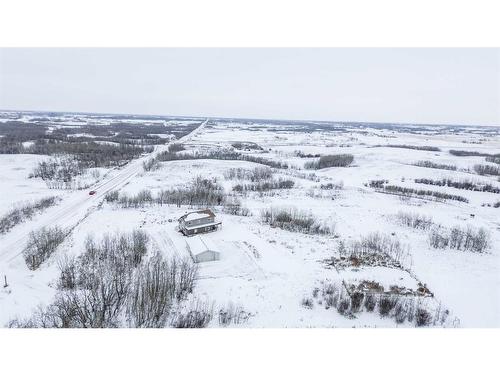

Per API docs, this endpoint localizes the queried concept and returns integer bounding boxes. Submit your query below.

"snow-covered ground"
[1,114,499,327]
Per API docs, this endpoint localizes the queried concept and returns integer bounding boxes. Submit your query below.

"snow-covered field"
[1,113,499,328]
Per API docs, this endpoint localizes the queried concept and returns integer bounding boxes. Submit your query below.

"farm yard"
[1,111,499,327]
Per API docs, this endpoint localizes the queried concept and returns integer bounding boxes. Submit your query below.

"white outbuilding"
[185,236,220,263]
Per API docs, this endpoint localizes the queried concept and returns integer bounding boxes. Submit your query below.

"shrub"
[233,178,295,193]
[14,230,207,328]
[449,150,496,157]
[172,301,213,328]
[224,166,273,182]
[231,141,263,151]
[395,211,433,230]
[23,226,67,270]
[126,254,198,328]
[304,154,354,169]
[380,144,441,152]
[414,178,500,194]
[142,158,160,171]
[378,296,397,317]
[104,190,119,203]
[474,164,500,176]
[301,297,314,309]
[336,233,412,270]
[415,307,432,327]
[218,303,251,326]
[261,207,334,235]
[168,143,185,153]
[394,299,416,324]
[155,149,288,169]
[413,160,457,171]
[364,294,376,312]
[429,226,489,253]
[486,156,500,165]
[350,292,365,313]
[367,179,388,188]
[336,296,351,316]
[320,182,344,190]
[0,196,59,234]
[57,255,77,290]
[379,184,468,203]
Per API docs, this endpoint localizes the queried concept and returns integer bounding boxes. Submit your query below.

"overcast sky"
[0,48,498,126]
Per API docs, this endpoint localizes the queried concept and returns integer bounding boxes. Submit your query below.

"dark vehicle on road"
[89,190,96,196]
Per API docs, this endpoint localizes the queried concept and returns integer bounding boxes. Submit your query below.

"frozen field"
[1,113,499,327]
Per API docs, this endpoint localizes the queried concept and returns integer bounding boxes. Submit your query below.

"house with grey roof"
[178,208,221,236]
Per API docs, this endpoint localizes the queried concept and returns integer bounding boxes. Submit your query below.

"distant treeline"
[414,178,500,194]
[449,150,500,158]
[413,160,457,171]
[367,180,468,203]
[152,149,289,169]
[0,120,200,168]
[377,144,441,152]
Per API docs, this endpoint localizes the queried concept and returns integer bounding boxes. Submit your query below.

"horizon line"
[0,107,498,128]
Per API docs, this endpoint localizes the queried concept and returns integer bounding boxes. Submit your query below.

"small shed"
[185,236,220,263]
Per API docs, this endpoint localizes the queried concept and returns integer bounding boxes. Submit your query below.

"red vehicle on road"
[88,190,97,196]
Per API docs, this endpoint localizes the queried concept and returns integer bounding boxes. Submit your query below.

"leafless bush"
[394,298,416,324]
[414,177,500,194]
[313,282,451,327]
[57,255,77,290]
[363,294,376,312]
[168,143,186,153]
[224,166,273,181]
[380,144,441,152]
[12,230,206,328]
[261,207,335,235]
[367,179,388,188]
[23,226,67,270]
[413,160,457,171]
[304,154,354,169]
[233,178,294,193]
[473,164,500,176]
[142,158,160,171]
[126,253,198,328]
[415,307,432,327]
[231,141,263,151]
[350,292,365,313]
[336,233,412,270]
[104,190,119,203]
[155,149,288,169]
[380,184,469,203]
[395,211,433,230]
[320,181,344,190]
[118,189,154,208]
[485,156,500,165]
[222,196,251,216]
[429,225,490,253]
[0,196,60,234]
[31,157,85,182]
[172,300,214,328]
[218,303,251,326]
[301,297,314,309]
[378,295,398,317]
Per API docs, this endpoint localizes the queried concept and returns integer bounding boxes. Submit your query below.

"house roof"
[179,209,215,222]
[186,236,218,256]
